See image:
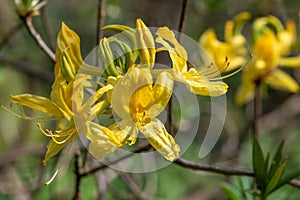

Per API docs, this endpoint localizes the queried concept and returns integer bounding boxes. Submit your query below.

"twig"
[80,144,151,176]
[174,158,253,176]
[22,16,55,62]
[167,0,189,135]
[118,172,148,200]
[96,0,106,44]
[0,55,53,82]
[0,22,23,50]
[174,158,300,188]
[73,151,82,200]
[253,81,262,136]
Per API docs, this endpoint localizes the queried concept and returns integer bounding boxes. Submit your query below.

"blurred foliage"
[1,0,300,199]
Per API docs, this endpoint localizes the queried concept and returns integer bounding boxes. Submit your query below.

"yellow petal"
[265,69,299,93]
[136,19,155,68]
[112,68,152,120]
[150,71,173,117]
[43,125,77,165]
[140,118,180,161]
[156,26,188,72]
[50,73,73,120]
[10,94,64,118]
[182,69,228,96]
[86,121,134,160]
[235,81,255,105]
[55,22,83,77]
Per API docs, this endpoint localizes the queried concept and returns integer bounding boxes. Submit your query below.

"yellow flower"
[156,26,229,96]
[199,12,250,71]
[236,29,299,105]
[10,73,112,165]
[86,67,180,161]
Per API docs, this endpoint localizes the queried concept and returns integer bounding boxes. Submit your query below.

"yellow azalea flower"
[136,19,156,68]
[86,67,180,161]
[236,30,299,105]
[199,12,250,71]
[156,26,229,96]
[10,73,113,165]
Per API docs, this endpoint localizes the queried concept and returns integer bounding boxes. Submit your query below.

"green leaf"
[268,140,285,181]
[253,137,265,189]
[275,167,300,190]
[220,182,242,200]
[265,159,287,195]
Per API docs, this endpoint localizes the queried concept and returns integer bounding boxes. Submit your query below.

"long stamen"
[37,123,73,144]
[44,141,74,185]
[209,54,252,81]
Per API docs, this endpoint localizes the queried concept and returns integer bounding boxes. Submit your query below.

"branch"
[0,22,23,50]
[80,144,152,176]
[73,151,82,200]
[174,158,300,188]
[22,16,56,62]
[0,55,54,82]
[96,0,106,44]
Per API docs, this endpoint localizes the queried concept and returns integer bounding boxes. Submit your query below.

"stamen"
[44,141,74,185]
[37,123,73,144]
[209,54,252,81]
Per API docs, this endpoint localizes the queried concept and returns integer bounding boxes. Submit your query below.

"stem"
[73,151,82,200]
[22,16,56,62]
[96,0,106,44]
[253,81,262,136]
[167,0,189,135]
[0,22,23,50]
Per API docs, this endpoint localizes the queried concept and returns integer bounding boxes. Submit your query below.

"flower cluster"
[9,13,300,171]
[9,19,230,166]
[200,12,300,105]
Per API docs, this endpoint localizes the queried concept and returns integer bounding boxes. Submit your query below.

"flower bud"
[136,19,155,68]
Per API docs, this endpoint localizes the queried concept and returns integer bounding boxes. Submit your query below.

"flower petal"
[86,120,135,160]
[10,94,64,118]
[265,69,299,93]
[140,118,180,161]
[112,68,152,120]
[150,71,173,117]
[43,124,77,165]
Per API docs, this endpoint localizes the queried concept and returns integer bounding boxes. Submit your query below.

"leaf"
[268,140,285,181]
[220,182,242,200]
[275,167,300,190]
[265,159,287,195]
[252,137,265,189]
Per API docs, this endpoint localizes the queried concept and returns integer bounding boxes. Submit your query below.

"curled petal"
[86,121,135,160]
[140,118,180,161]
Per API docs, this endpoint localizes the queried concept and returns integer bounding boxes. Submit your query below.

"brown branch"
[174,158,300,188]
[253,81,262,136]
[96,0,106,44]
[167,0,189,135]
[0,22,23,50]
[73,151,82,200]
[80,144,152,176]
[22,16,55,62]
[0,55,54,82]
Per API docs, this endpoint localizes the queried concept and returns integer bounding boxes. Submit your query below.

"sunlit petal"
[265,69,299,93]
[140,118,180,161]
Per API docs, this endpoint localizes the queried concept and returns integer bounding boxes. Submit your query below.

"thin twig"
[167,0,189,135]
[80,144,152,176]
[0,22,23,50]
[253,81,262,136]
[96,0,106,44]
[0,55,53,82]
[22,16,55,62]
[73,151,82,200]
[174,158,300,188]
